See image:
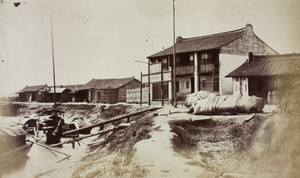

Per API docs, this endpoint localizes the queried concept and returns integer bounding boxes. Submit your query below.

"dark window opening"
[176,81,179,92]
[177,53,193,67]
[162,57,168,71]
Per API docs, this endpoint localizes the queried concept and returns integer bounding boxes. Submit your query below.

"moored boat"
[0,126,33,159]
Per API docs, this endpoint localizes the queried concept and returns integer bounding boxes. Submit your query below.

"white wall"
[219,54,248,95]
[232,77,249,96]
[177,76,192,99]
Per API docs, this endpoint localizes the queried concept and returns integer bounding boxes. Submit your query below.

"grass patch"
[228,115,270,152]
[169,119,227,157]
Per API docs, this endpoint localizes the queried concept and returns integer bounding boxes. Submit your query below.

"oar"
[27,140,71,159]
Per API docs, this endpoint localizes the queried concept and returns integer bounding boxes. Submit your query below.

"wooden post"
[148,59,151,106]
[140,71,142,106]
[161,60,164,106]
[172,0,177,108]
[51,18,57,113]
[211,65,214,92]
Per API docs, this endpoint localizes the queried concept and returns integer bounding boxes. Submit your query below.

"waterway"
[0,116,94,178]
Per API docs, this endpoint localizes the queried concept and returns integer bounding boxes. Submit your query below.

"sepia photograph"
[0,0,299,177]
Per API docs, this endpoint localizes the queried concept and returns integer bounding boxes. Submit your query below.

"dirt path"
[133,107,212,177]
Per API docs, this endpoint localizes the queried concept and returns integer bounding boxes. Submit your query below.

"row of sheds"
[16,77,140,104]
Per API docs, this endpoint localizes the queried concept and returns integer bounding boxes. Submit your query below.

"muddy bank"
[1,102,299,177]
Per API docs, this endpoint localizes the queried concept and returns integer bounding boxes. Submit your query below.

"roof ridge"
[93,76,134,81]
[254,53,300,58]
[180,27,245,41]
[25,84,47,87]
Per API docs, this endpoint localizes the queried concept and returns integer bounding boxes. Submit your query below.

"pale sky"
[0,0,300,96]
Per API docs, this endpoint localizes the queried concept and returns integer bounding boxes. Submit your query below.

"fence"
[126,87,149,103]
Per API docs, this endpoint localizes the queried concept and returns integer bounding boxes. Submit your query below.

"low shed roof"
[17,84,48,93]
[81,77,138,90]
[226,53,300,77]
[64,84,84,91]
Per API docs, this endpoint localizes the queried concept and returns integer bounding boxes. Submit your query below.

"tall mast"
[172,0,177,107]
[51,18,57,111]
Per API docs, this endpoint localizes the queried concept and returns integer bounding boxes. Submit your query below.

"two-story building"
[145,24,278,101]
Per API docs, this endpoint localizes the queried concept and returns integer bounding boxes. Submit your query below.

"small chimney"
[248,52,253,62]
[176,36,182,43]
[245,24,253,34]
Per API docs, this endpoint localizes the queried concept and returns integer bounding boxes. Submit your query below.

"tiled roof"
[17,84,48,93]
[64,84,84,91]
[80,77,138,90]
[148,27,245,58]
[226,53,300,77]
[49,87,67,93]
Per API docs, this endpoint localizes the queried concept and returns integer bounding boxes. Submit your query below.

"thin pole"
[173,0,177,107]
[148,59,151,106]
[161,59,164,106]
[51,18,57,111]
[140,71,142,106]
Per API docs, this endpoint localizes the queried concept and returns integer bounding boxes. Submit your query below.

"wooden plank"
[51,127,114,147]
[62,107,161,136]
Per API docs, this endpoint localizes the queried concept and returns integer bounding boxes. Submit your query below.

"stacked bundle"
[186,91,265,115]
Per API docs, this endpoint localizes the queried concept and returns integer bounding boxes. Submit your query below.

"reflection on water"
[0,155,30,176]
[0,116,90,178]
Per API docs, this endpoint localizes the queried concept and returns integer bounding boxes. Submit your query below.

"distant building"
[64,84,85,102]
[145,24,278,101]
[226,53,300,104]
[17,84,50,102]
[47,86,68,103]
[80,77,140,104]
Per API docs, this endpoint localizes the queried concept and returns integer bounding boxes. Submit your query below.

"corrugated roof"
[17,84,48,93]
[226,53,300,77]
[148,27,245,58]
[80,77,138,90]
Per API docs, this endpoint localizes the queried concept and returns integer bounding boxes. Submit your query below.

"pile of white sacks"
[185,91,265,115]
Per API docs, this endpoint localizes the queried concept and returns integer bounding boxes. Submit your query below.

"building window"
[177,53,192,67]
[176,81,179,92]
[200,52,213,64]
[186,82,189,89]
[190,54,194,65]
[202,80,206,88]
[162,57,168,71]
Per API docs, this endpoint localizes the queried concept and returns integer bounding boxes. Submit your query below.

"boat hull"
[0,142,33,159]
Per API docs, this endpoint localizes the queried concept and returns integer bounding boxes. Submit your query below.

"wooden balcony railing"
[200,64,217,73]
[175,66,194,75]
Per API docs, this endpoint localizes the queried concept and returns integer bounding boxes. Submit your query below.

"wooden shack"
[80,77,140,104]
[17,84,49,102]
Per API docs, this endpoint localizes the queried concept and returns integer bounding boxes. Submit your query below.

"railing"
[200,64,214,72]
[62,107,161,136]
[176,66,194,75]
[126,87,149,103]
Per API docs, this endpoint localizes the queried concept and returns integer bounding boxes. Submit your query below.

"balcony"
[176,66,194,75]
[200,64,218,73]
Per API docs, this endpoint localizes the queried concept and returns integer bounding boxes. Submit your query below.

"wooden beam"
[62,107,161,136]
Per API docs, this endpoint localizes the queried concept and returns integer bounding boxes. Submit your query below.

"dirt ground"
[1,102,299,178]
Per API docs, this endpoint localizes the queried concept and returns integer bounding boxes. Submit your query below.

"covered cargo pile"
[186,91,265,115]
